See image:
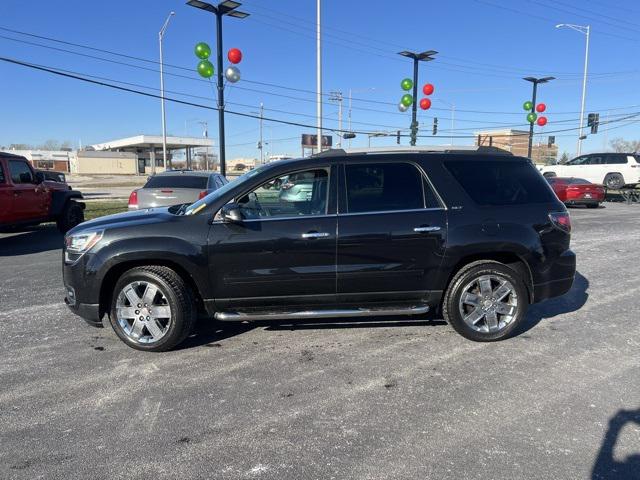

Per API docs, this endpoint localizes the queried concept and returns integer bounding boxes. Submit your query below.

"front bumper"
[63,250,103,327]
[64,296,103,326]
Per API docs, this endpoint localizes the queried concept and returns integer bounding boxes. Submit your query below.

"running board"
[214,305,429,322]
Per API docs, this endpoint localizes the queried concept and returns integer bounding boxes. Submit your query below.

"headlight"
[64,230,103,263]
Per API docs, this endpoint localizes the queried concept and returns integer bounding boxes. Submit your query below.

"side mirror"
[35,172,45,184]
[19,172,34,184]
[220,203,243,223]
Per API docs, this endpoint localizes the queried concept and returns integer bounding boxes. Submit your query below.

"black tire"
[56,201,84,233]
[587,203,599,209]
[108,266,196,352]
[543,171,557,178]
[604,173,625,190]
[442,261,529,342]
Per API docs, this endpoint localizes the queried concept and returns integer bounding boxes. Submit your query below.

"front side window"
[9,160,33,184]
[237,168,329,219]
[344,162,431,213]
[567,156,589,165]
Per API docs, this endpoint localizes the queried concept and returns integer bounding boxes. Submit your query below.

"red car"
[546,176,605,208]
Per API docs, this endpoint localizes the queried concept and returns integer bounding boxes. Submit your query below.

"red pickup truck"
[0,152,85,233]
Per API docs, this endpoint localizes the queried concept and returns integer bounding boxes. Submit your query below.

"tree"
[38,139,60,150]
[8,143,32,150]
[560,152,569,164]
[609,137,640,153]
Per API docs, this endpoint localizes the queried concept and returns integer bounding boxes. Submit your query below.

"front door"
[336,161,447,305]
[208,166,337,310]
[7,159,44,222]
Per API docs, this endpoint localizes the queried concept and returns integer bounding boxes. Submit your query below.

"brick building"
[475,129,558,165]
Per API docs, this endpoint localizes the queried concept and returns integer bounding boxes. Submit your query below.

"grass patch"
[84,201,128,220]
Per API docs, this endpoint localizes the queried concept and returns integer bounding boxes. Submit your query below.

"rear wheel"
[57,201,84,233]
[108,266,196,351]
[443,261,529,341]
[604,173,625,190]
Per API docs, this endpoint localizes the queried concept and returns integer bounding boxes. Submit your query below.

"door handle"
[414,226,441,232]
[301,232,330,239]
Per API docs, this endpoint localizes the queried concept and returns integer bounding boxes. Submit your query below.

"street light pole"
[556,23,590,156]
[523,76,554,159]
[329,91,343,147]
[159,11,175,171]
[186,1,249,176]
[316,0,322,153]
[398,50,437,146]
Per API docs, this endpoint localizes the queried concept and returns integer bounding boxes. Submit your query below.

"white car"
[539,153,640,189]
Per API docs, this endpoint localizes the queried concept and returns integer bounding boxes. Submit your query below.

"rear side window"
[144,175,208,189]
[9,160,34,184]
[444,159,556,205]
[606,155,627,165]
[345,162,430,213]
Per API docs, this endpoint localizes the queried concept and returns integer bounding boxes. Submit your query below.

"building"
[70,151,138,175]
[90,134,215,174]
[475,129,558,164]
[0,149,75,172]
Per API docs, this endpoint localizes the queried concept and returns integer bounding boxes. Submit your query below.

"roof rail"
[312,145,512,157]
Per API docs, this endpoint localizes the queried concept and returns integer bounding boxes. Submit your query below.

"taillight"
[128,190,138,209]
[198,190,208,199]
[549,211,571,233]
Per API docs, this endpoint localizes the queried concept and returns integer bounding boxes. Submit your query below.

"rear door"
[7,159,45,221]
[0,160,12,224]
[336,160,447,305]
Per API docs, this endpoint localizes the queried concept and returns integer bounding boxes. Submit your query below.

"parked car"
[0,152,84,233]
[278,171,318,202]
[36,169,67,183]
[546,177,605,208]
[539,152,640,189]
[63,146,575,351]
[128,170,228,209]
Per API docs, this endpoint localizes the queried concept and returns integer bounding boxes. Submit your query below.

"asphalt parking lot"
[1,203,639,480]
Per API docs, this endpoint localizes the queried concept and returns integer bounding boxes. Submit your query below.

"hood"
[68,207,173,235]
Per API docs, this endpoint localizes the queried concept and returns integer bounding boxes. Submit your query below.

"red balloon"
[419,98,432,110]
[422,83,434,95]
[228,48,242,64]
[536,103,546,113]
[537,116,548,126]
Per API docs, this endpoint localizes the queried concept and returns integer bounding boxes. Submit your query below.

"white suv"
[539,153,640,189]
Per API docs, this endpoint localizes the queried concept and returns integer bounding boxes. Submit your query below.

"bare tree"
[609,137,640,153]
[559,152,569,164]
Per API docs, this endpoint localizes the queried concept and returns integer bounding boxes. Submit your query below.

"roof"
[0,151,28,159]
[152,169,224,177]
[314,145,513,157]
[90,135,214,151]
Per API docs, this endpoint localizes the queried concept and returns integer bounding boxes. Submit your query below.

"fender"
[50,190,84,217]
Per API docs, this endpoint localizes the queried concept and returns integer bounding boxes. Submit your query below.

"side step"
[214,305,429,322]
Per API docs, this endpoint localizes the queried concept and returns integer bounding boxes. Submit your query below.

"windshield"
[184,165,271,215]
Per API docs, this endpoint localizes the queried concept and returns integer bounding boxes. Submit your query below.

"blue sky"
[1,0,639,159]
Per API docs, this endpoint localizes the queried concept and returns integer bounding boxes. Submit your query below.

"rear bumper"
[533,249,576,303]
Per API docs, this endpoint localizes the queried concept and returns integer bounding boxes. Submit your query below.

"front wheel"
[57,201,84,233]
[108,266,196,351]
[442,261,529,342]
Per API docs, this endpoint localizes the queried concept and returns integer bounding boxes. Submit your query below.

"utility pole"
[329,91,343,147]
[159,11,175,170]
[198,121,209,169]
[523,76,554,159]
[398,50,437,146]
[556,24,590,156]
[316,0,322,154]
[259,102,264,164]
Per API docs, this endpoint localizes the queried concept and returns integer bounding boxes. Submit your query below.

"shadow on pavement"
[516,270,589,335]
[592,409,640,480]
[0,225,63,256]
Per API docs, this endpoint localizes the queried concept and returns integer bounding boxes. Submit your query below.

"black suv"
[63,147,576,351]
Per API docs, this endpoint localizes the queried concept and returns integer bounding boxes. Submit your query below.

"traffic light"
[432,117,438,135]
[588,113,599,134]
[343,132,356,139]
[397,130,401,144]
[548,136,555,148]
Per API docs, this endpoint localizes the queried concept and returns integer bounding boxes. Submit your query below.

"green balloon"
[523,101,533,111]
[195,42,211,60]
[197,60,214,78]
[401,78,413,91]
[401,94,413,107]
[527,112,537,123]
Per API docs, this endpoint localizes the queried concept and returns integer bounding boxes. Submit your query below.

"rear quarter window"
[144,175,209,189]
[444,159,557,205]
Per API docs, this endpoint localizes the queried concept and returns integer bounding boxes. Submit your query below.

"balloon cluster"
[523,101,548,126]
[194,42,243,84]
[397,79,435,112]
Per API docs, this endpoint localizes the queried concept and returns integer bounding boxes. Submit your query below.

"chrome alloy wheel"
[458,274,518,333]
[115,281,172,344]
